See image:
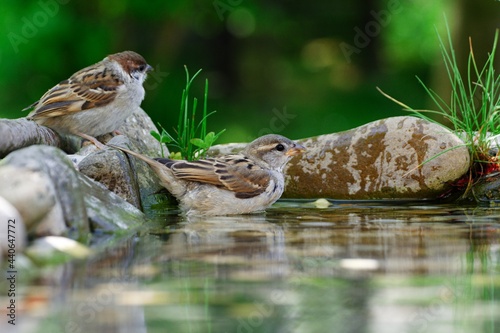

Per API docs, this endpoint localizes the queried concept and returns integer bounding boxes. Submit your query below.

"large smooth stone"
[0,145,88,239]
[0,165,58,231]
[0,196,26,256]
[284,116,470,199]
[1,144,146,242]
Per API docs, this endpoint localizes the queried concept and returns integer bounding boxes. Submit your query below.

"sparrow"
[24,51,153,147]
[110,134,305,216]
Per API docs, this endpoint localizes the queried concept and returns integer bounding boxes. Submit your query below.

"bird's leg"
[77,132,107,150]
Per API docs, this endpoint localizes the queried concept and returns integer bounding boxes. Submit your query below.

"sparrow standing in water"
[25,51,153,147]
[111,134,305,215]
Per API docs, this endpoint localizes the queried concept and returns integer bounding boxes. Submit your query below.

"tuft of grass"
[151,66,225,161]
[379,21,500,171]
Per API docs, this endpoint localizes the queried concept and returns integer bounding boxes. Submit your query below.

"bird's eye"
[275,144,285,151]
[138,64,146,72]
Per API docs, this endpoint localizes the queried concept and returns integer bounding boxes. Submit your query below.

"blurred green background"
[1,0,499,143]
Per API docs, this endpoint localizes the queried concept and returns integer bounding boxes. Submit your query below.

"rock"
[114,108,168,211]
[0,146,88,239]
[0,144,147,242]
[0,118,64,157]
[116,106,163,156]
[0,165,58,230]
[210,116,470,200]
[78,135,167,212]
[77,144,142,209]
[470,172,500,204]
[78,172,146,231]
[284,116,470,199]
[77,107,167,211]
[0,106,156,158]
[208,142,246,156]
[26,236,92,263]
[0,196,27,256]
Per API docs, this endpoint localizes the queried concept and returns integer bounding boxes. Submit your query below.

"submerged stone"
[284,116,470,199]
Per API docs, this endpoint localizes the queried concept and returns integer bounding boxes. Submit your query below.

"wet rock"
[78,144,142,209]
[113,108,167,210]
[0,144,146,241]
[26,236,92,263]
[0,166,59,231]
[285,116,470,199]
[0,146,88,239]
[78,135,167,212]
[76,108,166,211]
[470,172,500,204]
[78,172,145,231]
[0,196,27,255]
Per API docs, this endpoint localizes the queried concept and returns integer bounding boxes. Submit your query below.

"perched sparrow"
[24,51,152,146]
[110,134,305,216]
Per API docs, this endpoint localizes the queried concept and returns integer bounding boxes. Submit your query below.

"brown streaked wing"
[28,63,122,119]
[170,159,224,186]
[170,156,270,198]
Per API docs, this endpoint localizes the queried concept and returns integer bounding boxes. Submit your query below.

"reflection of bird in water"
[164,215,289,277]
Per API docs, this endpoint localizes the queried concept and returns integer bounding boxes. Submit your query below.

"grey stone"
[105,135,170,213]
[0,145,88,239]
[284,116,470,199]
[0,165,58,230]
[470,172,500,203]
[78,146,142,209]
[74,107,163,157]
[78,172,145,231]
[0,143,147,239]
[76,107,168,212]
[116,106,163,157]
[26,236,92,261]
[208,142,246,156]
[0,196,27,256]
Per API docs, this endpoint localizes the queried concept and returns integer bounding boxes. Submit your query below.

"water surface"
[3,200,499,333]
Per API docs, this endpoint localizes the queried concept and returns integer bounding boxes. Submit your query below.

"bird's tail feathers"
[108,144,182,196]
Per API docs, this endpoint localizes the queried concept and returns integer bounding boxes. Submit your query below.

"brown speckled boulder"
[284,116,470,199]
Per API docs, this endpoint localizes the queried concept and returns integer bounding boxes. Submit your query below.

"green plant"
[151,66,225,160]
[379,22,500,171]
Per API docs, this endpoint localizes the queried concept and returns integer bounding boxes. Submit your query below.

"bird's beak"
[285,143,306,156]
[146,64,154,73]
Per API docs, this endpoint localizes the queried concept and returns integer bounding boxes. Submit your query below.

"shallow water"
[2,200,500,333]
